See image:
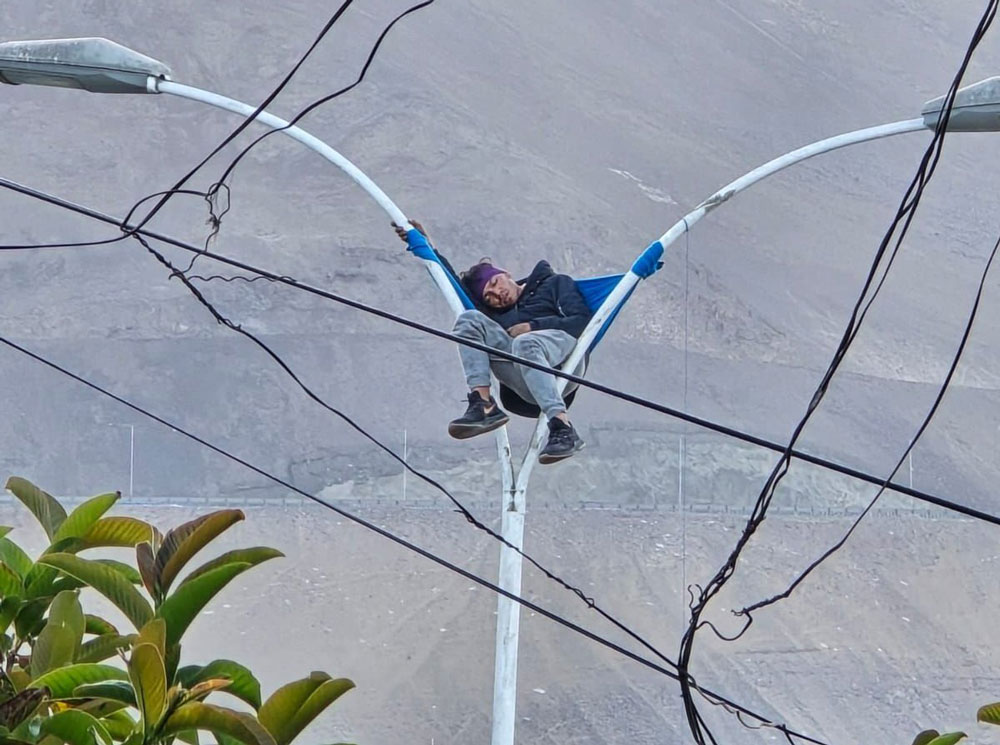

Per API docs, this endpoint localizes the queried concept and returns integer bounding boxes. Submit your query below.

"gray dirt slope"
[1,0,1000,743]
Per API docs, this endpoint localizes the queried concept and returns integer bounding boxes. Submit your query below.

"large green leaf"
[0,597,20,635]
[0,562,23,600]
[71,699,130,721]
[175,730,200,745]
[31,591,85,679]
[135,543,157,601]
[154,512,244,598]
[23,564,60,601]
[79,518,158,551]
[129,643,167,738]
[23,537,82,601]
[37,554,152,630]
[155,564,250,647]
[0,688,46,729]
[176,661,261,710]
[136,618,166,658]
[31,664,129,698]
[93,561,142,586]
[0,538,33,579]
[53,494,120,544]
[5,477,67,541]
[98,710,136,741]
[257,673,355,745]
[40,708,112,745]
[178,549,283,590]
[76,635,135,665]
[84,615,119,637]
[913,730,941,745]
[925,734,967,745]
[160,702,275,745]
[978,703,1000,725]
[73,681,137,707]
[14,598,48,639]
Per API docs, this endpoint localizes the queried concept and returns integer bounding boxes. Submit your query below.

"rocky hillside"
[2,1,1000,741]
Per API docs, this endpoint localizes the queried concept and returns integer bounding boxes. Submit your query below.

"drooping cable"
[0,0,432,257]
[0,330,828,745]
[172,0,438,277]
[674,3,998,743]
[0,175,996,528]
[116,0,362,236]
[127,229,700,697]
[740,227,1000,616]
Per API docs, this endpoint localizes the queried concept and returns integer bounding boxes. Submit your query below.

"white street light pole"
[4,37,1000,745]
[107,422,134,498]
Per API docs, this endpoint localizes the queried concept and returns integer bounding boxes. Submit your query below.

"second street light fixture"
[0,37,169,93]
[922,75,1000,131]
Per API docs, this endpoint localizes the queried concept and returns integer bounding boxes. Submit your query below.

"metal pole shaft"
[492,426,519,745]
[129,425,134,499]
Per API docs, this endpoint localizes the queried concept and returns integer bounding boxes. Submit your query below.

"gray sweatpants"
[453,309,582,419]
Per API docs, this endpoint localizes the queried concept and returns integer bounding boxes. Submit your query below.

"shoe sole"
[448,415,510,440]
[538,440,585,465]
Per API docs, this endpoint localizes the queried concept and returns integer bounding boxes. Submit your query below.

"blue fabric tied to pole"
[575,274,628,350]
[631,240,665,278]
[406,228,475,309]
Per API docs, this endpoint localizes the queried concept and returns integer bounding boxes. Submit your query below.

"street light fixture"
[922,75,1000,131]
[0,37,170,93]
[5,35,1000,745]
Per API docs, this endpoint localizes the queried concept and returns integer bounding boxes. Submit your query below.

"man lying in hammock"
[394,221,589,464]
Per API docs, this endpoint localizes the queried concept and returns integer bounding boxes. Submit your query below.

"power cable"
[129,228,755,736]
[674,2,998,743]
[1,175,997,528]
[0,173,833,740]
[740,227,1000,616]
[4,175,988,745]
[172,0,437,277]
[0,0,432,257]
[0,330,829,745]
[116,0,362,236]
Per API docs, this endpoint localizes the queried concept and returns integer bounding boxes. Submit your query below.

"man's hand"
[392,220,427,244]
[507,323,532,338]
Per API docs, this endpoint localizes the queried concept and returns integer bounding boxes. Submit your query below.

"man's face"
[482,272,520,309]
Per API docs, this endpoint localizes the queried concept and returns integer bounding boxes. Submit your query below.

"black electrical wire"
[675,2,998,742]
[0,0,428,256]
[174,0,437,277]
[740,227,1000,617]
[0,331,829,745]
[2,175,988,745]
[211,0,435,189]
[116,0,363,236]
[1,175,997,529]
[127,229,703,707]
[0,174,833,740]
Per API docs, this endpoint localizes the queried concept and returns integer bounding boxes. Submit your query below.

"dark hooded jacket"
[473,260,593,338]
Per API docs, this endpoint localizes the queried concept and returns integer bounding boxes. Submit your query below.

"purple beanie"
[464,262,506,303]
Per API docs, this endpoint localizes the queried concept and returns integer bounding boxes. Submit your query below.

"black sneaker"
[448,391,510,439]
[539,418,584,464]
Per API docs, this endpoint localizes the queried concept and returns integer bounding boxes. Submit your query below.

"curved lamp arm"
[152,78,469,317]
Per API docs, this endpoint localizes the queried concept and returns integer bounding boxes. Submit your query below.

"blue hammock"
[406,229,662,416]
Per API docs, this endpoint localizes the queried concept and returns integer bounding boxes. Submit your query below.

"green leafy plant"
[911,702,1000,745]
[0,477,355,745]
